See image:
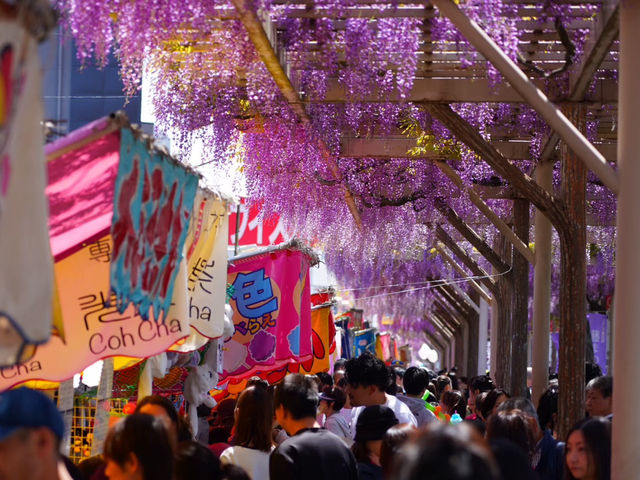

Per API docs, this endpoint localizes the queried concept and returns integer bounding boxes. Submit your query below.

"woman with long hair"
[564,417,611,480]
[220,386,274,480]
[352,405,399,480]
[103,413,173,480]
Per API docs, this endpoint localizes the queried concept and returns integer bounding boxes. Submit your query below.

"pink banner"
[223,247,312,380]
[46,129,120,261]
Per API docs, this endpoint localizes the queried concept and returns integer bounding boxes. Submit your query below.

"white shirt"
[220,445,272,480]
[350,394,417,438]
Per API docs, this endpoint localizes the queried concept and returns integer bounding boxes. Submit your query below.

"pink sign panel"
[223,247,312,381]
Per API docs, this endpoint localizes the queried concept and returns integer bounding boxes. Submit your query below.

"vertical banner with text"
[0,237,189,390]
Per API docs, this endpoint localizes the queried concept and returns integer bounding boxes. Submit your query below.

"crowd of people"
[0,353,613,480]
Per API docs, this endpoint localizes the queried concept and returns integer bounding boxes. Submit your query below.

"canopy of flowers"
[55,0,617,354]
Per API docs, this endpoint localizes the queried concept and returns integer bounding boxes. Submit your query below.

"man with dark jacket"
[270,374,358,480]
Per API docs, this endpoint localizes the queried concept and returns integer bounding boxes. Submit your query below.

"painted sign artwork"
[110,128,198,320]
[0,237,189,390]
[223,248,312,380]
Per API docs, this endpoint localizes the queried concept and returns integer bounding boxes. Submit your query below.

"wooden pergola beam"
[340,137,617,162]
[430,0,619,194]
[435,198,511,273]
[436,161,535,265]
[540,2,620,160]
[435,226,497,295]
[230,0,362,228]
[321,77,617,104]
[435,245,493,304]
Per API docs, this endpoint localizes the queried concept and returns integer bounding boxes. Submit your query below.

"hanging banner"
[185,195,228,339]
[376,332,391,362]
[223,246,312,380]
[214,302,336,399]
[354,329,376,358]
[110,128,198,320]
[587,312,608,375]
[228,199,289,247]
[0,237,189,390]
[0,21,53,366]
[335,318,352,360]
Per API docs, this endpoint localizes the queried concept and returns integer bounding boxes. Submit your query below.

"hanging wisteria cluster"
[56,0,618,356]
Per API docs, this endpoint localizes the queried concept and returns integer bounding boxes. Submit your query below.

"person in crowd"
[439,390,468,417]
[316,372,334,389]
[585,362,603,386]
[489,438,540,480]
[221,464,252,480]
[351,406,398,480]
[433,375,452,401]
[485,410,536,462]
[270,374,358,480]
[466,375,495,421]
[499,397,564,480]
[134,395,181,445]
[537,385,559,437]
[0,387,75,480]
[565,417,611,480]
[334,359,347,385]
[478,389,509,422]
[78,456,106,480]
[220,386,273,480]
[447,370,460,391]
[209,398,237,457]
[103,413,173,480]
[395,423,500,480]
[174,441,224,480]
[318,386,351,445]
[397,367,436,427]
[344,353,417,438]
[246,377,269,390]
[336,377,354,429]
[394,367,406,394]
[379,424,415,479]
[585,376,613,418]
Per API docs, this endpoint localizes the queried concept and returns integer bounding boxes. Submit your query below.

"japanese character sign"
[223,246,313,381]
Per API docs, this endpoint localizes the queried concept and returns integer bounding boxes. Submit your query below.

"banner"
[223,247,312,380]
[214,302,336,400]
[376,332,391,361]
[0,21,53,366]
[185,195,228,339]
[110,128,198,320]
[0,237,189,390]
[228,200,288,247]
[354,329,376,358]
[587,313,608,375]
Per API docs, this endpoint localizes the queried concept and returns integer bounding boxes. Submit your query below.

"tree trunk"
[494,234,513,392]
[557,105,587,440]
[510,198,531,397]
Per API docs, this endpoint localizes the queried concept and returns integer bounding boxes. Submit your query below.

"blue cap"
[0,387,65,441]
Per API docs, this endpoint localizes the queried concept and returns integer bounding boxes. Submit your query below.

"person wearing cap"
[344,353,417,439]
[351,406,399,480]
[0,387,73,480]
[318,386,351,446]
[270,374,358,480]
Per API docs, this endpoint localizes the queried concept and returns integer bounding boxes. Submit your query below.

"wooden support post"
[479,297,489,375]
[494,234,513,392]
[510,198,531,398]
[532,161,553,406]
[557,105,587,440]
[613,5,640,476]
